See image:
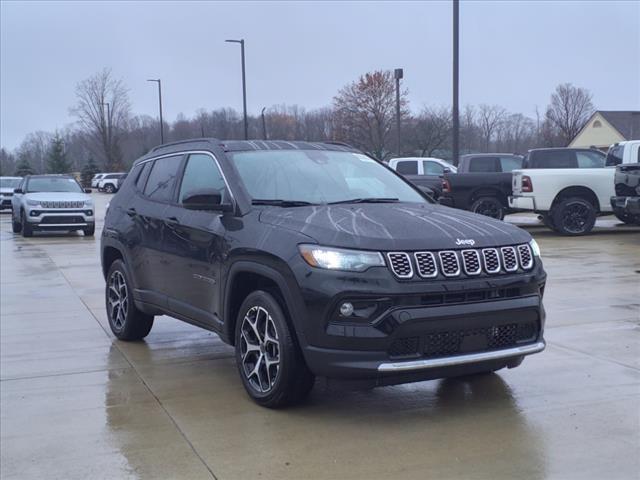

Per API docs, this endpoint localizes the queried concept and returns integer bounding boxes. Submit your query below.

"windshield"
[0,178,21,188]
[229,150,427,204]
[26,177,83,193]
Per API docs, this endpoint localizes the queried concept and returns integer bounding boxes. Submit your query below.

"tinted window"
[179,154,228,203]
[606,145,625,166]
[143,155,182,201]
[135,162,152,190]
[423,161,445,175]
[395,161,418,174]
[468,157,499,172]
[577,151,605,168]
[529,150,577,168]
[499,156,523,172]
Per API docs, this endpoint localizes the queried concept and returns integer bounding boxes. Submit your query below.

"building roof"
[599,111,640,140]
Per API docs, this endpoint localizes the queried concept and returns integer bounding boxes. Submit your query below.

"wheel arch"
[469,187,508,205]
[552,186,600,212]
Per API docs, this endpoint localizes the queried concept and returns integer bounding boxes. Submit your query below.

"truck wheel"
[235,290,315,408]
[21,211,33,237]
[471,197,505,220]
[551,197,596,235]
[106,260,154,340]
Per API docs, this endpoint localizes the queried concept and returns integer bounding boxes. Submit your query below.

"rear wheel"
[105,184,115,193]
[21,211,33,237]
[235,290,315,408]
[470,196,505,220]
[106,259,154,340]
[551,197,596,235]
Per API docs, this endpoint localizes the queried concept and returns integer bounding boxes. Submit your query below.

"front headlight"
[299,245,385,272]
[26,199,41,207]
[529,238,541,257]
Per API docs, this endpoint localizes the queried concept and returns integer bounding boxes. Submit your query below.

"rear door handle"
[165,216,180,225]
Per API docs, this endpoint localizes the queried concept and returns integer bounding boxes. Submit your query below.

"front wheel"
[21,211,33,237]
[235,290,315,408]
[84,223,95,236]
[106,259,154,340]
[12,210,21,233]
[471,196,505,220]
[551,197,596,235]
[105,184,115,193]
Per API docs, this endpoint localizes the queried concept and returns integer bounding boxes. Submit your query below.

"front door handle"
[126,207,137,217]
[165,216,180,226]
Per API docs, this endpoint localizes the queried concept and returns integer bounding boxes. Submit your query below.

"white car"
[0,176,22,210]
[509,141,640,235]
[98,173,126,193]
[388,157,457,175]
[91,173,107,188]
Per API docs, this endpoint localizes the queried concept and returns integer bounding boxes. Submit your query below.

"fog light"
[85,210,93,216]
[339,302,354,317]
[30,210,40,217]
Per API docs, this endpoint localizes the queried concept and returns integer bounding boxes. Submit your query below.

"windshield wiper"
[252,199,316,207]
[328,197,399,205]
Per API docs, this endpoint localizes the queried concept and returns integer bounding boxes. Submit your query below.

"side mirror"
[443,168,451,174]
[84,188,93,193]
[182,188,232,212]
[13,188,23,194]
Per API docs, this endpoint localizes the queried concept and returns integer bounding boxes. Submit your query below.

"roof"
[221,140,358,152]
[599,111,640,140]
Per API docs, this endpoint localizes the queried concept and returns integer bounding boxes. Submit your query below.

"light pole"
[101,102,110,139]
[452,0,460,165]
[261,107,267,140]
[394,68,403,156]
[225,39,248,140]
[147,79,164,144]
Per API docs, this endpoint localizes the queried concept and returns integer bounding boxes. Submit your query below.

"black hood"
[259,202,530,251]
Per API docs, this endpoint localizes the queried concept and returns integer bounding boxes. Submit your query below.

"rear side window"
[143,155,182,201]
[178,154,228,203]
[577,151,605,168]
[499,156,523,172]
[135,162,152,190]
[529,150,577,168]
[395,161,418,174]
[423,161,445,175]
[468,157,499,172]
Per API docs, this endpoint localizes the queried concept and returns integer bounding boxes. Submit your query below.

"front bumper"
[611,196,640,215]
[509,195,536,210]
[24,208,95,229]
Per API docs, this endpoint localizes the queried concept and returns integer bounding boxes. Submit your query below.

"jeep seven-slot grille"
[386,244,534,279]
[40,200,84,209]
[387,253,413,278]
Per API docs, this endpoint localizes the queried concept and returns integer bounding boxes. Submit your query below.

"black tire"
[84,223,95,236]
[11,210,21,233]
[235,290,315,408]
[614,210,640,225]
[470,196,505,220]
[541,213,556,230]
[105,183,115,194]
[551,197,597,236]
[106,259,154,340]
[21,211,33,237]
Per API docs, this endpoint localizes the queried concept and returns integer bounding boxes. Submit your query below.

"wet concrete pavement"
[1,193,639,479]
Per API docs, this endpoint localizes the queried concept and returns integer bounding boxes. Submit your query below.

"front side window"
[229,150,426,204]
[143,155,182,201]
[179,154,228,203]
[423,161,445,175]
[395,161,418,175]
[26,177,83,193]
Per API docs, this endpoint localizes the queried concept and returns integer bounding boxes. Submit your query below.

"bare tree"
[496,113,536,153]
[545,83,594,146]
[333,70,408,160]
[410,106,451,156]
[71,69,131,171]
[477,104,506,152]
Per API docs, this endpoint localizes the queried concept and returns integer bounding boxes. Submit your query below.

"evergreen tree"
[47,134,71,173]
[14,158,35,176]
[80,156,101,187]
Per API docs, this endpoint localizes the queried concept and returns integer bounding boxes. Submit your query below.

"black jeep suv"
[101,139,546,408]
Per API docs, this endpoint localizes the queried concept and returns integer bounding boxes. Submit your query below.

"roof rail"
[149,137,218,153]
[323,140,356,149]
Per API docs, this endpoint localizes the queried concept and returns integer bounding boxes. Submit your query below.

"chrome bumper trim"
[377,341,545,372]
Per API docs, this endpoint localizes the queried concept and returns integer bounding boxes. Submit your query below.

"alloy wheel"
[108,271,128,330]
[239,306,280,393]
[562,202,589,234]
[474,200,501,219]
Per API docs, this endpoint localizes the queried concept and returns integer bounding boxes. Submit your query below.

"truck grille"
[386,244,534,279]
[40,200,84,209]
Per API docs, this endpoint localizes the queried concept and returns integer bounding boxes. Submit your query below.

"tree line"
[0,68,595,176]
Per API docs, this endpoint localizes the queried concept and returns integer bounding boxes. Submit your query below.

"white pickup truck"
[509,141,640,235]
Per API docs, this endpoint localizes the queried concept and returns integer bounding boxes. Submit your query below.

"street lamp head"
[394,68,404,80]
[147,79,160,83]
[225,39,243,44]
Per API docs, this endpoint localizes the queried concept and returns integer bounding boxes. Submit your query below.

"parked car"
[11,175,95,237]
[439,154,524,220]
[605,140,640,167]
[91,173,107,188]
[0,176,22,210]
[98,173,127,193]
[610,162,640,224]
[388,157,457,199]
[101,139,546,408]
[522,148,605,169]
[509,142,638,235]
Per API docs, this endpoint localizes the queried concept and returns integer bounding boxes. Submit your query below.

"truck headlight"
[26,199,41,206]
[299,245,384,272]
[529,238,541,257]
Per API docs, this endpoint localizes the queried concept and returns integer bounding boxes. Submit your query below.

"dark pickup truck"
[439,154,523,220]
[610,162,640,224]
[440,149,607,220]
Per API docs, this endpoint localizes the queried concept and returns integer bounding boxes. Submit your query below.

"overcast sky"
[1,0,638,150]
